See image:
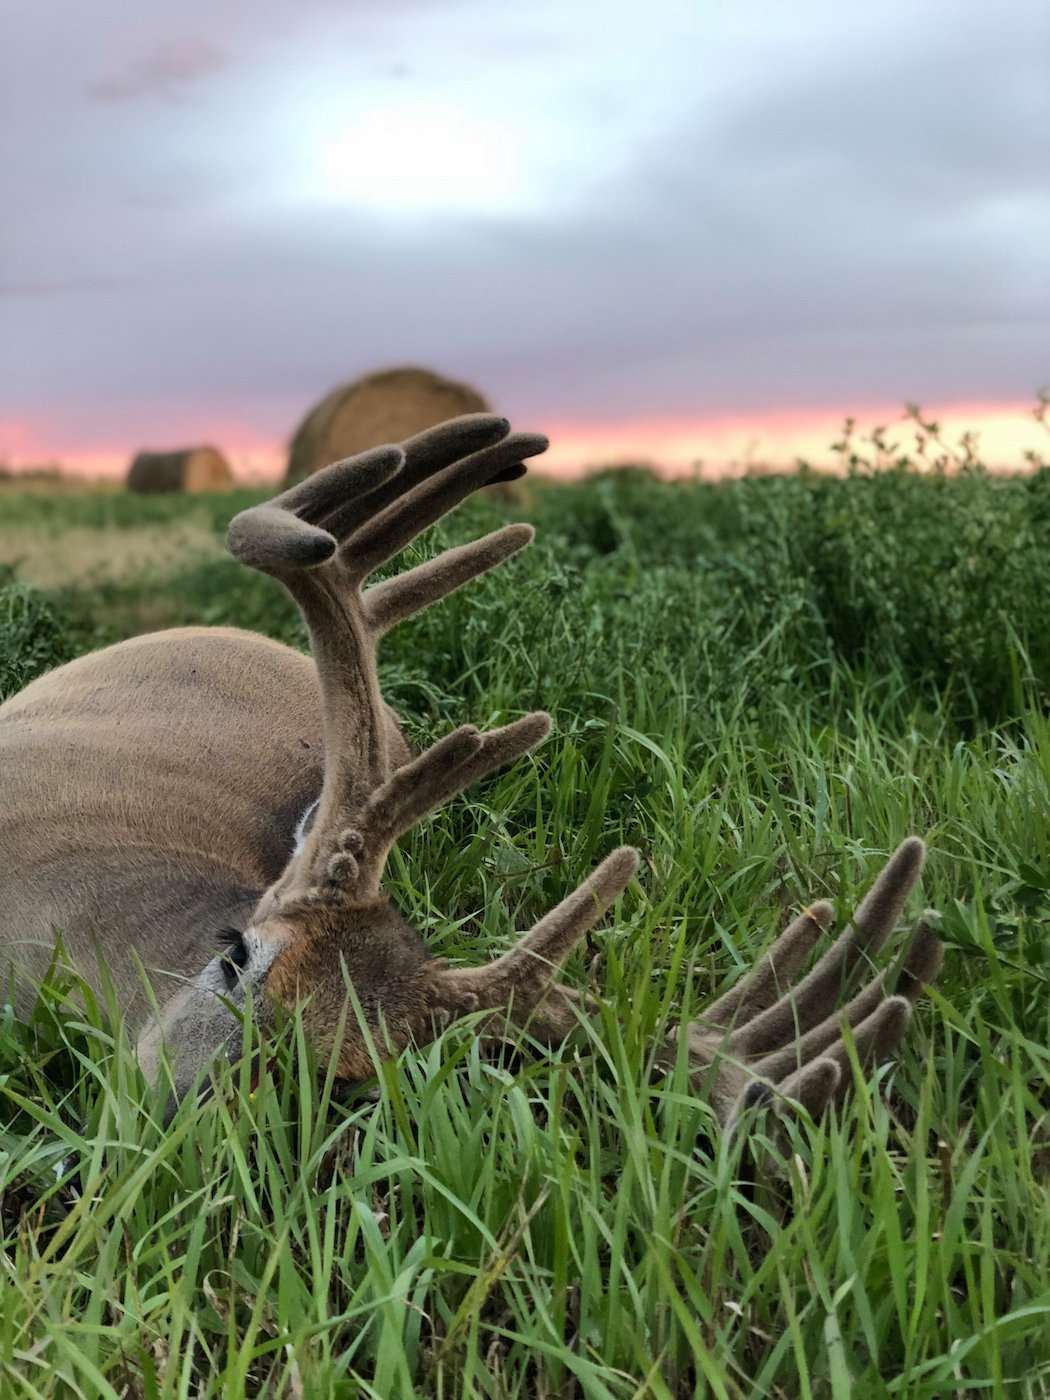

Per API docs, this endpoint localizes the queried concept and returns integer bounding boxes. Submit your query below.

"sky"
[2,0,1048,478]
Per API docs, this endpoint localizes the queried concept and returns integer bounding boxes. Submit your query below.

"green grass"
[2,464,1050,1396]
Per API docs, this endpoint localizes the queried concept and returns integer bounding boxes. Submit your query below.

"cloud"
[86,39,229,103]
[0,278,128,299]
[1,0,1047,458]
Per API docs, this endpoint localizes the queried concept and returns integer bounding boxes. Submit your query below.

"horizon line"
[2,397,1046,482]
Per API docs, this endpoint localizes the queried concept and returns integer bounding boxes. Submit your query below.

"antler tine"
[226,417,549,896]
[742,1059,840,1122]
[702,900,835,1031]
[774,997,914,1117]
[247,416,515,570]
[296,414,514,544]
[726,837,926,1057]
[228,447,404,570]
[392,412,516,492]
[432,847,639,1014]
[894,912,945,1000]
[267,445,404,523]
[348,713,553,896]
[752,916,943,1083]
[342,431,549,583]
[367,713,551,833]
[365,525,535,636]
[232,421,542,636]
[690,846,940,1134]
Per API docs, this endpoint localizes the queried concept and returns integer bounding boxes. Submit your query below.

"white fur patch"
[292,799,320,855]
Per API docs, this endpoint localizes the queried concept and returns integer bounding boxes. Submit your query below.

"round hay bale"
[127,447,234,494]
[285,367,490,484]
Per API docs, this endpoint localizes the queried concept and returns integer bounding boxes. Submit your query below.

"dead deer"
[0,415,942,1123]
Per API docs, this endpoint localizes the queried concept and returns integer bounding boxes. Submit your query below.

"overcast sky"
[2,0,1048,474]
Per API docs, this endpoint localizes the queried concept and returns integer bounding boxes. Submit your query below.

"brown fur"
[264,896,435,1078]
[0,628,324,1018]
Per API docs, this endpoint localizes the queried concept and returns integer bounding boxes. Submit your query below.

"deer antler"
[228,415,553,897]
[223,418,937,1118]
[225,416,638,1056]
[672,838,943,1126]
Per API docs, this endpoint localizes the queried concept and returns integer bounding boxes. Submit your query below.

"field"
[2,458,1050,1397]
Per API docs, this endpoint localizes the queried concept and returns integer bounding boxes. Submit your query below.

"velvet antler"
[225,416,638,1058]
[225,418,936,1119]
[672,838,943,1126]
[227,415,553,900]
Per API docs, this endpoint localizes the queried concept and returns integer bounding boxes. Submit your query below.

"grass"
[2,458,1050,1396]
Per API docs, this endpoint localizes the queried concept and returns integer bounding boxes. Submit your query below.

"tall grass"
[2,463,1049,1395]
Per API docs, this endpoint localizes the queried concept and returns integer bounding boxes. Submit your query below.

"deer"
[0,415,943,1126]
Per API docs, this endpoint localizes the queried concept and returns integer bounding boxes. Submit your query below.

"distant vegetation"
[5,456,1048,727]
[1,449,1049,1393]
[0,566,75,700]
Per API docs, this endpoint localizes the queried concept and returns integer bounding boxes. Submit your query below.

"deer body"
[0,627,326,1020]
[0,416,941,1121]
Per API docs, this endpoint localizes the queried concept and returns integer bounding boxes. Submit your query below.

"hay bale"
[285,367,490,484]
[127,447,234,494]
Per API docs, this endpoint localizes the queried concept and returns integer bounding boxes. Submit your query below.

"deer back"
[0,626,367,1020]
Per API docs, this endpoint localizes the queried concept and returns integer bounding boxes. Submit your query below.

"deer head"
[135,415,639,1101]
[133,413,943,1128]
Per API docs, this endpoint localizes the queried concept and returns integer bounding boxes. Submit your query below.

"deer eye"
[217,926,250,984]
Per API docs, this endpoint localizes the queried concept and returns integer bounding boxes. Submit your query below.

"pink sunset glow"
[3,402,1046,484]
[536,402,1049,479]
